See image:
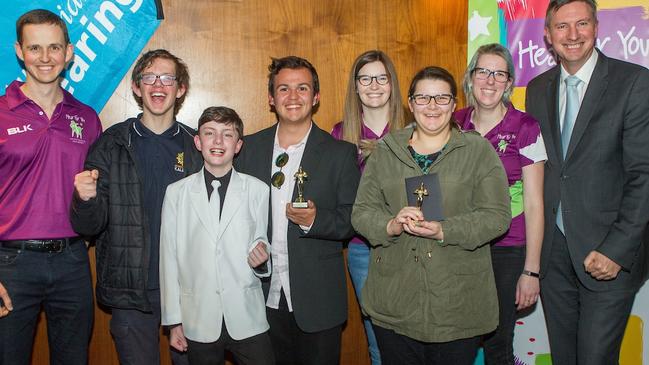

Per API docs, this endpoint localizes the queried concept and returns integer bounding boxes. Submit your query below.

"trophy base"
[292,201,309,209]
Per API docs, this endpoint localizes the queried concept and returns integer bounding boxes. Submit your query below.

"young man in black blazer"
[235,56,360,365]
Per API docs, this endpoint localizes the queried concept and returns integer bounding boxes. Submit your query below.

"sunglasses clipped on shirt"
[271,152,289,188]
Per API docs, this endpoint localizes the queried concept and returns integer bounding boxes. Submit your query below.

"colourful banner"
[507,6,649,87]
[1,0,162,113]
[468,1,649,364]
[468,0,649,110]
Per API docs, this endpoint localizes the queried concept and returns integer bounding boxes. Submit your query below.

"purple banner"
[507,7,649,87]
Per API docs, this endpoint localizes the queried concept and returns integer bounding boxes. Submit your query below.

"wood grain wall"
[31,0,468,363]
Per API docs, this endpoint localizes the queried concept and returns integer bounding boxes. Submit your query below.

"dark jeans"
[187,322,274,365]
[0,241,94,365]
[110,288,188,365]
[373,325,480,365]
[483,245,526,365]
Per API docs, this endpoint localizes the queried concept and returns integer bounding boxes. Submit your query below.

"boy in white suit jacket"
[160,106,275,365]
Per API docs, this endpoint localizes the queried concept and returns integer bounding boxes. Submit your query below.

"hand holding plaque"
[292,166,309,208]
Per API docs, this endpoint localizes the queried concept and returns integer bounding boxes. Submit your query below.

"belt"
[0,237,82,253]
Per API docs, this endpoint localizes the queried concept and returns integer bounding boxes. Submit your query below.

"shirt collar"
[5,81,28,110]
[360,121,389,139]
[273,122,312,150]
[459,104,519,134]
[132,115,181,138]
[204,166,232,186]
[496,104,520,134]
[5,80,79,110]
[560,48,598,85]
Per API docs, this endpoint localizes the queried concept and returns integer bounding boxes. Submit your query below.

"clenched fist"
[248,242,270,268]
[74,169,99,201]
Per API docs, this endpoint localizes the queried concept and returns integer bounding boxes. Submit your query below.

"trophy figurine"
[413,182,428,209]
[292,166,309,208]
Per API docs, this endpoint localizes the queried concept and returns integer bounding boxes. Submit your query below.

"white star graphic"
[468,10,492,41]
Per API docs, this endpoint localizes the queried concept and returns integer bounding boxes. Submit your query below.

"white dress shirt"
[558,49,598,131]
[266,124,312,311]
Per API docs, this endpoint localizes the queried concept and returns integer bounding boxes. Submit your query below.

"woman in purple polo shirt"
[331,50,405,365]
[454,43,547,365]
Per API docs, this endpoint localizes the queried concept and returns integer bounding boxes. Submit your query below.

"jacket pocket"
[441,263,497,330]
[364,251,418,319]
[448,248,491,275]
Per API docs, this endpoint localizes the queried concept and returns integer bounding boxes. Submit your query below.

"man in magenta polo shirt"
[0,9,101,365]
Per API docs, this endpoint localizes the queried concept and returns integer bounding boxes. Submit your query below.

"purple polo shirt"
[0,81,102,240]
[454,105,546,247]
[331,120,389,245]
[331,121,389,173]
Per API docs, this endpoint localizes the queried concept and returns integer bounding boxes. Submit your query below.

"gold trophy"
[413,182,428,209]
[292,166,309,208]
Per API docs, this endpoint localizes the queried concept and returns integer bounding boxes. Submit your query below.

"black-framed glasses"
[410,94,455,106]
[139,74,177,86]
[271,152,289,188]
[472,67,510,83]
[356,74,389,86]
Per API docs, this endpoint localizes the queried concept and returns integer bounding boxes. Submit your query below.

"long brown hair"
[341,50,405,146]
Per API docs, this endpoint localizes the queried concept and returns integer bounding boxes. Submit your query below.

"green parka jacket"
[352,126,511,343]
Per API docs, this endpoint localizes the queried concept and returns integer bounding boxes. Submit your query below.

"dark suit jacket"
[234,122,360,332]
[525,50,649,291]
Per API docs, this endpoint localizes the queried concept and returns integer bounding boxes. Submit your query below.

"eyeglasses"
[271,152,289,188]
[139,74,177,86]
[409,94,455,106]
[472,67,510,83]
[356,74,389,86]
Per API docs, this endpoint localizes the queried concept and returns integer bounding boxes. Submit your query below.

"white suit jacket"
[160,167,270,342]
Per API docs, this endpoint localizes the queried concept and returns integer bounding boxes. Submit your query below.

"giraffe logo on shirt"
[496,133,516,155]
[497,139,508,153]
[70,120,83,139]
[66,114,87,144]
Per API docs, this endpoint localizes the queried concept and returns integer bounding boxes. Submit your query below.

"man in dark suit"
[525,1,649,364]
[235,56,360,365]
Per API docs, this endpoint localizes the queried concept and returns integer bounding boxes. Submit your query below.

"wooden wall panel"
[31,0,467,363]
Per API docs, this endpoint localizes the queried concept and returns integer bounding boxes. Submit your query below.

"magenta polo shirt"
[331,121,389,173]
[331,120,389,245]
[454,105,547,247]
[0,81,102,240]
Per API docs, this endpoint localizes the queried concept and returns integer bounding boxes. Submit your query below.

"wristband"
[522,270,540,278]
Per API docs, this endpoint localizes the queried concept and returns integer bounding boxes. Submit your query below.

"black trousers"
[266,292,342,365]
[187,322,274,365]
[541,227,637,365]
[373,325,479,365]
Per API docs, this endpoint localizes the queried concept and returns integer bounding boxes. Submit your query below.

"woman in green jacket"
[352,66,511,365]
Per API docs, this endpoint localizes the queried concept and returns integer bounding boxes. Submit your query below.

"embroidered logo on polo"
[66,114,86,144]
[496,133,516,155]
[175,152,185,173]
